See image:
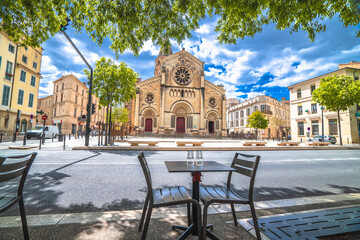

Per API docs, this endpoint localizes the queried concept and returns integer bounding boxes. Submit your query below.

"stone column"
[159,71,166,133]
[200,76,205,130]
[134,89,140,128]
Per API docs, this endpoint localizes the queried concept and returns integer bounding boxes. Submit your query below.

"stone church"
[127,45,226,136]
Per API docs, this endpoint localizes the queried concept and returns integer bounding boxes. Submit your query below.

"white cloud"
[195,24,211,34]
[341,45,360,54]
[139,40,160,56]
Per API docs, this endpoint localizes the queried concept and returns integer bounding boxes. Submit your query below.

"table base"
[172,224,219,240]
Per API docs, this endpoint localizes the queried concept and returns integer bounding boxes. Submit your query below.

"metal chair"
[137,152,202,239]
[199,153,261,240]
[0,152,37,240]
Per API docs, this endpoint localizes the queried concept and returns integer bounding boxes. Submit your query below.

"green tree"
[312,74,360,145]
[84,57,138,144]
[112,107,129,125]
[2,0,359,56]
[247,111,269,139]
[271,115,289,139]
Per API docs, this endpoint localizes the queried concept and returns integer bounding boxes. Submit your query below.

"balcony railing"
[260,109,273,115]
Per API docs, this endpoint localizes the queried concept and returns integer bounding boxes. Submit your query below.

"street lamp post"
[60,20,93,146]
[321,106,324,142]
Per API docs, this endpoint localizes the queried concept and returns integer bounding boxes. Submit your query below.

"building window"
[240,110,244,117]
[33,61,37,69]
[246,108,250,116]
[17,89,24,105]
[30,75,36,86]
[298,122,304,135]
[75,96,77,104]
[1,85,10,106]
[62,83,64,90]
[74,108,77,117]
[61,94,63,102]
[5,61,13,80]
[28,93,34,108]
[55,95,57,103]
[310,85,316,95]
[240,119,244,126]
[82,89,84,96]
[298,105,303,115]
[56,85,59,92]
[253,106,258,112]
[54,108,56,117]
[235,112,239,119]
[20,70,26,82]
[22,55,28,64]
[329,119,338,135]
[311,103,317,114]
[81,99,83,107]
[8,44,15,53]
[297,89,301,98]
[76,85,78,92]
[312,120,319,135]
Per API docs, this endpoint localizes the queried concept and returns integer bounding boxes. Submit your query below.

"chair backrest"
[0,152,37,197]
[137,152,153,202]
[227,153,260,201]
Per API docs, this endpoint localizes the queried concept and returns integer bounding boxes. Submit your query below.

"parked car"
[308,135,337,144]
[26,125,59,139]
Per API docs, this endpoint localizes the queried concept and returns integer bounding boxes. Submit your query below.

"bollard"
[42,133,45,144]
[39,137,42,150]
[347,137,349,144]
[69,134,71,140]
[63,135,66,150]
[272,137,274,141]
[23,135,26,146]
[0,133,2,143]
[301,138,302,143]
[52,133,54,142]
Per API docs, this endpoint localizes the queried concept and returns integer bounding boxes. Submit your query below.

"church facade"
[127,47,226,136]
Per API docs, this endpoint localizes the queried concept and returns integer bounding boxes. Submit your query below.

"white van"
[26,125,59,139]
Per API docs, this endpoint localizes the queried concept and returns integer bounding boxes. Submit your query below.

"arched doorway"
[176,117,185,133]
[145,118,153,132]
[208,121,215,133]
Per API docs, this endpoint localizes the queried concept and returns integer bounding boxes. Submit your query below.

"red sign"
[30,114,33,119]
[42,115,48,121]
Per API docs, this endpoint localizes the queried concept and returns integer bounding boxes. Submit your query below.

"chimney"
[136,78,141,83]
[281,97,286,101]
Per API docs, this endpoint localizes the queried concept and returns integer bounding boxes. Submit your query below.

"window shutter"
[171,116,175,128]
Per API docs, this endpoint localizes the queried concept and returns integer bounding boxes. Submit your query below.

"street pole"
[60,29,93,146]
[321,106,324,142]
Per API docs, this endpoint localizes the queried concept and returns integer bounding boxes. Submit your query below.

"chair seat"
[0,196,18,214]
[153,186,192,206]
[200,186,248,204]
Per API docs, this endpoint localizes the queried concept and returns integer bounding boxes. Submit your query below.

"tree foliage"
[84,57,138,108]
[247,111,269,130]
[312,74,360,145]
[2,0,359,56]
[112,107,129,125]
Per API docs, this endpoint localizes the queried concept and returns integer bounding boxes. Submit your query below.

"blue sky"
[39,17,360,102]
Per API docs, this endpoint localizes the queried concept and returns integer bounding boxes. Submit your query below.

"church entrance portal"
[176,117,185,133]
[145,118,153,132]
[208,121,215,134]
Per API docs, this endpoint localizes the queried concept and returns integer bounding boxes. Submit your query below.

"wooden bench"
[130,141,158,146]
[176,141,203,147]
[308,142,330,146]
[277,142,300,146]
[243,142,267,146]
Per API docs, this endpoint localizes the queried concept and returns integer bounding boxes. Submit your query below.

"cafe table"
[164,160,235,240]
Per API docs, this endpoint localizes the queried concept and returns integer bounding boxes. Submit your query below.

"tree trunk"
[337,109,342,145]
[105,102,109,145]
[108,105,112,145]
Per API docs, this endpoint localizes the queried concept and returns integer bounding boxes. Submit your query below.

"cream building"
[36,95,53,125]
[0,31,43,135]
[288,61,360,143]
[50,74,106,134]
[128,47,227,135]
[226,95,290,139]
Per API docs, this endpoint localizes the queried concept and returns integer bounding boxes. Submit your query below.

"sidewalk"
[1,193,359,239]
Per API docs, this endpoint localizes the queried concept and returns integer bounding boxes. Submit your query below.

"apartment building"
[49,74,106,134]
[288,61,360,143]
[36,95,53,125]
[226,95,290,138]
[0,31,43,135]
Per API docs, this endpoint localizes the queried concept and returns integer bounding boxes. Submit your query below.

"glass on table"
[195,151,203,166]
[187,151,194,166]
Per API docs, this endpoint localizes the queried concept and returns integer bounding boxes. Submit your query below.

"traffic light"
[60,17,71,32]
[91,103,96,114]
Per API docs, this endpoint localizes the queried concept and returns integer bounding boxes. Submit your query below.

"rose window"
[209,97,216,107]
[145,93,154,103]
[174,67,191,85]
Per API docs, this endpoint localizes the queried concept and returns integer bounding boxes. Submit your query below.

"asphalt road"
[0,149,359,216]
